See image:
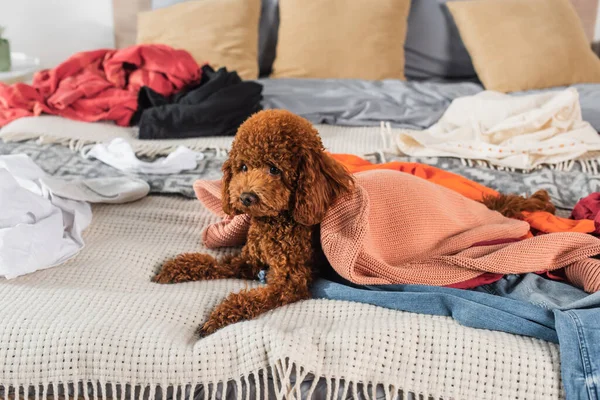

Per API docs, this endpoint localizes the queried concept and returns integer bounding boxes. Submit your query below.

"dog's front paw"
[197,320,220,338]
[196,293,246,337]
[152,253,216,284]
[152,259,181,284]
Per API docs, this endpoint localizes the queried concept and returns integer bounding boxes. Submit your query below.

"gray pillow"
[404,0,476,80]
[258,0,279,77]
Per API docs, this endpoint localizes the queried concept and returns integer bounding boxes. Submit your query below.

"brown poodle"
[154,109,354,336]
[153,109,556,337]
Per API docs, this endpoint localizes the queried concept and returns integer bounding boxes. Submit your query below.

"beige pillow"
[447,0,600,92]
[137,0,261,80]
[272,0,411,80]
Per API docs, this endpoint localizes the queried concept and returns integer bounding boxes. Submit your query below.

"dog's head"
[221,110,354,225]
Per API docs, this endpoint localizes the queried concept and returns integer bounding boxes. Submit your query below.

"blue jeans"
[311,273,600,400]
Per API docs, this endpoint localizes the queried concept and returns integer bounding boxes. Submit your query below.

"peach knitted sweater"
[194,169,600,293]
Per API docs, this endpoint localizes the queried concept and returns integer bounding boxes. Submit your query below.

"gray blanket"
[260,78,600,131]
[1,140,597,210]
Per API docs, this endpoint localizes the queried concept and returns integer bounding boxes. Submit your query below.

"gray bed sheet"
[260,78,600,131]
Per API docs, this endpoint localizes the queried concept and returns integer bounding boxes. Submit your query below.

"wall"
[0,0,115,68]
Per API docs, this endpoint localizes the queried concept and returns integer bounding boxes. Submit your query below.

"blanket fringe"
[453,156,600,174]
[0,359,444,400]
[370,149,600,175]
[0,132,230,158]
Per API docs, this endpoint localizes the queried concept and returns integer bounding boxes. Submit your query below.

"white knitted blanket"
[0,196,564,400]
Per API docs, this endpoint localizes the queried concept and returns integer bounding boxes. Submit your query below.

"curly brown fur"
[480,190,556,219]
[153,110,354,337]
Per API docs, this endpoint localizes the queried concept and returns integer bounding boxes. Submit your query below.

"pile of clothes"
[0,45,263,139]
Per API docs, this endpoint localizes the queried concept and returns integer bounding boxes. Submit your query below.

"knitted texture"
[195,169,600,291]
[330,153,595,235]
[0,196,564,400]
[195,179,249,248]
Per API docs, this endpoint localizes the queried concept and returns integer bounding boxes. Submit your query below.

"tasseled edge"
[0,359,447,400]
[374,150,600,175]
[456,157,600,174]
[0,132,230,159]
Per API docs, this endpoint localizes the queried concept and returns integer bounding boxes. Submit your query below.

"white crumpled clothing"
[392,88,600,170]
[0,154,92,279]
[81,138,204,174]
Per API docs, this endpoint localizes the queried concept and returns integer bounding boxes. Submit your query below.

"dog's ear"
[292,150,354,226]
[221,158,234,216]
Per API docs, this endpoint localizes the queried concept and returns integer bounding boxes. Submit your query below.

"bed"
[3,99,599,399]
[0,130,568,400]
[2,0,600,399]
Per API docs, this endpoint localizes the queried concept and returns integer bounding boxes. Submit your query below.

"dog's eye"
[269,166,281,176]
[240,164,248,172]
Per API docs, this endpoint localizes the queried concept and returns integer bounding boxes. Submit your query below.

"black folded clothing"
[132,65,263,139]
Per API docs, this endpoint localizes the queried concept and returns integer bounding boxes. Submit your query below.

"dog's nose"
[240,192,259,207]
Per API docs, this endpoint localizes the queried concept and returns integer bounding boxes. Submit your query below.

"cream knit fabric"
[391,88,600,171]
[0,196,564,400]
